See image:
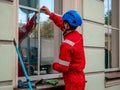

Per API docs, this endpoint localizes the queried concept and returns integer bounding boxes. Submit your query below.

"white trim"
[19,73,62,82]
[19,5,39,12]
[59,59,70,66]
[63,39,75,46]
[104,25,120,31]
[105,68,120,72]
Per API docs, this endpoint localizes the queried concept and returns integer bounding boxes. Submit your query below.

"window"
[104,0,119,69]
[18,0,62,80]
[104,0,120,86]
[19,8,38,76]
[39,0,55,75]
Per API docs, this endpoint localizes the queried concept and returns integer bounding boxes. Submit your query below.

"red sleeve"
[53,43,72,72]
[49,12,64,31]
[19,30,25,42]
[19,14,36,42]
[53,62,68,72]
[24,14,36,34]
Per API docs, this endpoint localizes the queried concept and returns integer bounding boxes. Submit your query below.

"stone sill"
[105,71,120,87]
[14,78,65,90]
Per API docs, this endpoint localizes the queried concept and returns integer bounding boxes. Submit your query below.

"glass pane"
[111,29,119,68]
[18,8,38,76]
[39,0,55,75]
[104,0,119,69]
[19,0,39,8]
[105,28,111,69]
[105,28,119,69]
[104,0,119,28]
[104,0,112,25]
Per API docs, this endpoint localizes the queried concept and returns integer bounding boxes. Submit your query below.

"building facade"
[0,0,120,90]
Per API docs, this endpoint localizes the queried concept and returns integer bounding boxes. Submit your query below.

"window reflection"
[104,0,119,69]
[18,0,59,76]
[40,0,55,75]
[19,8,38,76]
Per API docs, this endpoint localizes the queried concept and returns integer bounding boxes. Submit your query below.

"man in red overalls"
[18,14,36,77]
[41,6,86,90]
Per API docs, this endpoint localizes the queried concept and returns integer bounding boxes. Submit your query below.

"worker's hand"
[40,6,51,15]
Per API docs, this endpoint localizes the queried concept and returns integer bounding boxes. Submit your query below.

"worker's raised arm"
[19,14,36,42]
[40,6,64,31]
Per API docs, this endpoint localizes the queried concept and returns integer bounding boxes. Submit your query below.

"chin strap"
[63,29,74,36]
[63,30,67,36]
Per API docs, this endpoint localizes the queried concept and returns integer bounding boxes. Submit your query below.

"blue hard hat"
[62,10,82,27]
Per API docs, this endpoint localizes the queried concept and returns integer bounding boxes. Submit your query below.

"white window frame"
[18,0,63,82]
[104,0,120,87]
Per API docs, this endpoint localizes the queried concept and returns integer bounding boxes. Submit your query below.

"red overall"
[18,15,36,77]
[49,13,86,90]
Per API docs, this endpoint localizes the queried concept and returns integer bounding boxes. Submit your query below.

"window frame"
[18,0,63,82]
[104,0,120,87]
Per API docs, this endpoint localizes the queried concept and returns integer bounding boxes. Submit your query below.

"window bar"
[107,0,110,68]
[37,0,40,76]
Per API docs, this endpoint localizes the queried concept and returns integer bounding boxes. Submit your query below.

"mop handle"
[13,39,33,90]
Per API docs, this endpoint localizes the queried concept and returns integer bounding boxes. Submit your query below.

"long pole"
[13,39,33,90]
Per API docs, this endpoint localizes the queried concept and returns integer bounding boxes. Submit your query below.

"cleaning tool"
[35,79,58,86]
[13,39,33,90]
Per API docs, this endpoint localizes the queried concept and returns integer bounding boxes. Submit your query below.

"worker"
[18,14,36,77]
[41,6,86,90]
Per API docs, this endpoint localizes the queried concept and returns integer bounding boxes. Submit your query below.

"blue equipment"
[62,10,82,26]
[13,39,33,90]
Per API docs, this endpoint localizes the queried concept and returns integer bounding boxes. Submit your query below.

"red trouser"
[18,62,24,77]
[63,71,85,90]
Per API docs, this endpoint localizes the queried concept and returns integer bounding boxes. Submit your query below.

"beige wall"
[0,0,18,89]
[82,0,105,90]
[0,0,120,90]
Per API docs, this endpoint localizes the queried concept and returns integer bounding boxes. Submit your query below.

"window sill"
[105,79,120,87]
[14,78,65,90]
[36,78,64,90]
[105,71,120,87]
